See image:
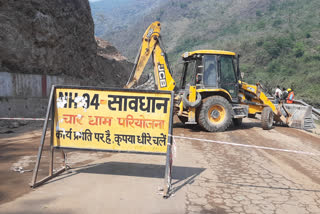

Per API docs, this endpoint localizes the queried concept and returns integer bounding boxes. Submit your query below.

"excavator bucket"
[285,104,314,130]
[275,104,314,130]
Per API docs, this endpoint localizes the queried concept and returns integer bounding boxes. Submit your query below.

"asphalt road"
[1,118,320,214]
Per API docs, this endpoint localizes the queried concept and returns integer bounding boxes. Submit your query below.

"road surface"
[1,118,320,214]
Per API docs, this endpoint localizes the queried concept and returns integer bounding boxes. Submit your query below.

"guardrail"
[293,100,320,119]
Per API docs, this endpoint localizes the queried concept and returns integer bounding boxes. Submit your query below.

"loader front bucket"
[277,104,314,130]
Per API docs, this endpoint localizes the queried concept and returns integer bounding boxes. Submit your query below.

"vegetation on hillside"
[90,0,156,36]
[90,0,320,107]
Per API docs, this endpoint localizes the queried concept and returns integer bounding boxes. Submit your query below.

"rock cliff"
[0,0,132,87]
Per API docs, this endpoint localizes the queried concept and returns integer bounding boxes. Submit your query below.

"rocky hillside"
[96,37,126,61]
[0,0,132,87]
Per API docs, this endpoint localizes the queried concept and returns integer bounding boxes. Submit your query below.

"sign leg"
[31,86,55,187]
[61,150,66,167]
[49,101,55,176]
[163,137,172,198]
[49,146,54,176]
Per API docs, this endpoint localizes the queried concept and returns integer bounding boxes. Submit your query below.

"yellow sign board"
[53,87,173,154]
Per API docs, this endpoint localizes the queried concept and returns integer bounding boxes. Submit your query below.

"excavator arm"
[239,81,312,130]
[124,21,176,91]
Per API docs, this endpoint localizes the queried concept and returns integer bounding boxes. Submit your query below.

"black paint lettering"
[68,92,78,109]
[91,94,100,110]
[83,93,90,109]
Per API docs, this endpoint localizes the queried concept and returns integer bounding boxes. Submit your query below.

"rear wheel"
[198,96,233,132]
[261,107,273,130]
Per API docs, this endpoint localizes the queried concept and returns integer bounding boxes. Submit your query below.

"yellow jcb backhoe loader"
[125,21,313,132]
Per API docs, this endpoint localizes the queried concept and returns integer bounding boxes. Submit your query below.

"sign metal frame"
[31,85,174,197]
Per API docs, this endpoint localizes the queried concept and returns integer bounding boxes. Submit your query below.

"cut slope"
[0,0,132,87]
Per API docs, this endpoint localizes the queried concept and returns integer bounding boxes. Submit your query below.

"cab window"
[220,56,236,83]
[181,60,196,89]
[203,55,217,87]
[220,55,237,97]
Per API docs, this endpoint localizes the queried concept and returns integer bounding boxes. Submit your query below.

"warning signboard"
[53,86,174,154]
[31,86,174,197]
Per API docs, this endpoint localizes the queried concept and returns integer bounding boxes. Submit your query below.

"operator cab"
[180,50,240,102]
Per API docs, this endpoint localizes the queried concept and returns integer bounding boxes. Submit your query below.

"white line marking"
[171,135,320,156]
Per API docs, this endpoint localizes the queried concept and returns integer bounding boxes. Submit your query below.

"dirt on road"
[0,122,111,205]
[0,117,320,214]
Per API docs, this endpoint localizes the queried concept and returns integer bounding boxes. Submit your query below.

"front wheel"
[261,107,273,130]
[198,96,233,132]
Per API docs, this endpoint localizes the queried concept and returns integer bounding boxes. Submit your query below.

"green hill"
[90,0,155,36]
[90,0,320,107]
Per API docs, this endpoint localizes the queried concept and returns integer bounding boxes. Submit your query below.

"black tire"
[178,115,188,124]
[261,107,273,130]
[198,96,233,132]
[233,118,243,126]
